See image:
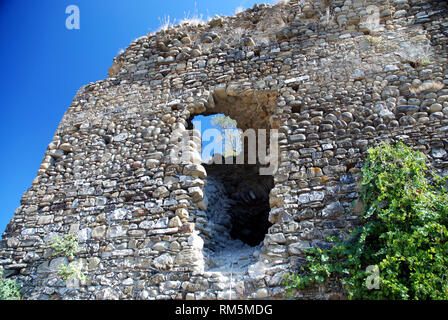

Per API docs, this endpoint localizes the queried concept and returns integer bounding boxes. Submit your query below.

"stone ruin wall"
[1,0,448,300]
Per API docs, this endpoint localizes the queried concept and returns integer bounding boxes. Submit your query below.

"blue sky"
[192,114,241,162]
[0,0,274,234]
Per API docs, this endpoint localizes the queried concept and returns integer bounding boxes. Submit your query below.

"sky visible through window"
[192,114,242,162]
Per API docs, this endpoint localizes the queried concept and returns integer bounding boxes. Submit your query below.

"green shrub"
[283,142,448,299]
[0,267,21,300]
[47,234,79,258]
[57,262,88,283]
[46,234,88,284]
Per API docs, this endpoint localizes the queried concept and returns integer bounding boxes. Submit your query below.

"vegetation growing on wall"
[57,262,88,283]
[0,267,21,300]
[283,142,448,299]
[46,234,87,283]
[47,234,79,259]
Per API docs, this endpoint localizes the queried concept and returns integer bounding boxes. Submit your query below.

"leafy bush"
[0,267,21,300]
[47,234,79,258]
[283,142,448,299]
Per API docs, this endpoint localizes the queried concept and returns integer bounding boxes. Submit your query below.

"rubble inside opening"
[187,90,279,273]
[196,161,274,273]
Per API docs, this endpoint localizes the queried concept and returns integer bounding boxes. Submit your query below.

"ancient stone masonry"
[1,0,448,300]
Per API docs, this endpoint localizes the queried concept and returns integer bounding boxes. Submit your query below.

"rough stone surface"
[1,0,448,300]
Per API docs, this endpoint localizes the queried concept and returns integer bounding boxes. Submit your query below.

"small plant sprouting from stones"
[46,234,88,284]
[57,262,88,283]
[47,234,79,259]
[0,267,21,300]
[419,58,431,66]
[366,35,383,49]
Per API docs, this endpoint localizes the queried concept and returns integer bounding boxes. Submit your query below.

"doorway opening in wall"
[200,157,274,272]
[186,90,279,273]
